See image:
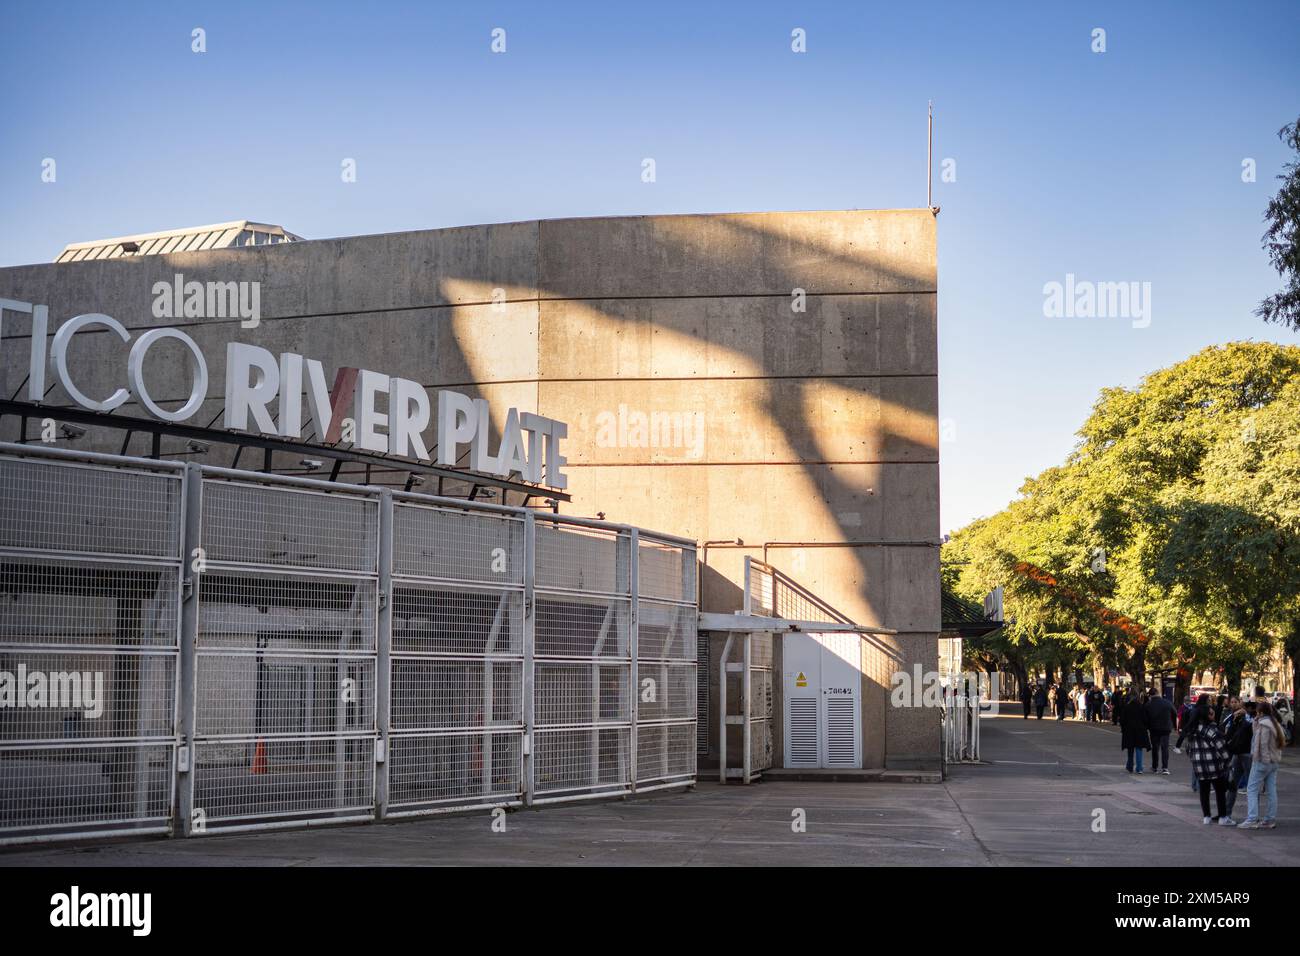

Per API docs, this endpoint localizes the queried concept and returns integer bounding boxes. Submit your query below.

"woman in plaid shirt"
[1178,696,1237,826]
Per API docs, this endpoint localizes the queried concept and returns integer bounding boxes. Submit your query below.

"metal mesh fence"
[535,521,628,595]
[192,736,375,823]
[193,475,380,829]
[1,742,175,836]
[533,726,630,795]
[636,538,697,785]
[394,504,524,585]
[533,518,633,798]
[745,557,851,625]
[638,538,696,603]
[201,480,378,573]
[0,456,180,558]
[388,501,526,814]
[637,722,697,782]
[749,633,774,772]
[0,446,697,841]
[388,732,521,809]
[0,452,181,841]
[637,600,696,661]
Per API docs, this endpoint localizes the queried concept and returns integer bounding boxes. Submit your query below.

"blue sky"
[2,0,1297,532]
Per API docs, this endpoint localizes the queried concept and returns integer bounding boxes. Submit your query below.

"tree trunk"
[1175,668,1190,708]
[1045,663,1056,685]
[1129,645,1147,688]
[1224,662,1244,698]
[1006,658,1028,703]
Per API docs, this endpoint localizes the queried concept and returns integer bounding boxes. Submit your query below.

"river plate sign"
[0,300,569,489]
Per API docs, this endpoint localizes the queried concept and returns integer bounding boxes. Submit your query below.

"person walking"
[1021,681,1032,720]
[1223,699,1254,818]
[1121,690,1152,773]
[1111,687,1127,726]
[1181,696,1237,825]
[1034,684,1048,720]
[1239,701,1285,829]
[1055,683,1069,720]
[1145,688,1176,775]
[1090,686,1105,723]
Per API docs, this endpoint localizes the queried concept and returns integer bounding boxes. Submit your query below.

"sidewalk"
[1,714,1293,866]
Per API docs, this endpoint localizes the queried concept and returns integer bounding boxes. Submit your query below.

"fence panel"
[387,500,526,815]
[0,452,182,842]
[191,477,380,830]
[533,519,633,800]
[635,536,697,786]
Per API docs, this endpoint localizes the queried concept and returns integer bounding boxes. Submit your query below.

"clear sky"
[2,0,1297,533]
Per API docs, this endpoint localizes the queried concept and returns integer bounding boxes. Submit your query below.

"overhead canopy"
[941,585,1002,638]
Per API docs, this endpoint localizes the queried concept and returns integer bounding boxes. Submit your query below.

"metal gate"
[634,536,698,791]
[0,442,697,842]
[188,471,380,833]
[0,448,182,844]
[386,496,525,815]
[531,517,633,801]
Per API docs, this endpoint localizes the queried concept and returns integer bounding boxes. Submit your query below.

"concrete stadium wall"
[0,209,940,769]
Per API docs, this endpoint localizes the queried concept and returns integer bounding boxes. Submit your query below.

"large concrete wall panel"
[537,211,935,299]
[0,208,940,770]
[536,294,937,379]
[536,377,937,466]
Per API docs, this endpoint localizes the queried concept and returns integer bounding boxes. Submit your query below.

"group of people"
[1022,682,1113,721]
[1120,688,1286,829]
[1019,680,1288,830]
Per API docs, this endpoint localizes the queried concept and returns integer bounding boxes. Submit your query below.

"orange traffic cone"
[250,739,267,775]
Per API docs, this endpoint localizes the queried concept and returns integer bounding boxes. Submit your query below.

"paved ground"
[3,714,1297,866]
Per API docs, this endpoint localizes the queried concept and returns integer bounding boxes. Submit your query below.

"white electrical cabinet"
[782,632,863,769]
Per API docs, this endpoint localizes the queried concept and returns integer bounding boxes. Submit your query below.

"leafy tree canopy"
[944,343,1300,694]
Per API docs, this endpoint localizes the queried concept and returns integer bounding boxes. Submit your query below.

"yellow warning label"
[795,671,808,687]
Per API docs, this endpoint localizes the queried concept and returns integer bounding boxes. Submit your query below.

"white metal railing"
[942,679,981,764]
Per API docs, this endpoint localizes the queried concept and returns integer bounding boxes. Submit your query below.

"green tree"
[1257,115,1300,331]
[945,343,1300,702]
[1070,343,1300,693]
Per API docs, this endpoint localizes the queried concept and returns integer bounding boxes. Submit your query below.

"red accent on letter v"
[324,367,359,443]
